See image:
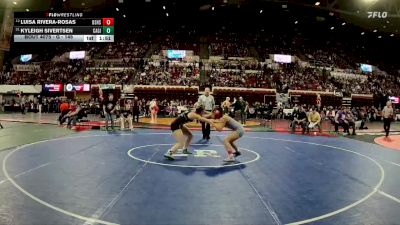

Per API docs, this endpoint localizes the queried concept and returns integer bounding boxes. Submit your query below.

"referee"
[198,87,215,140]
[382,101,394,137]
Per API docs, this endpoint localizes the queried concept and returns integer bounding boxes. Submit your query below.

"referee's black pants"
[201,110,211,139]
[383,118,391,137]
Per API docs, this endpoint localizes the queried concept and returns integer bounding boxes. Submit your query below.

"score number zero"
[93,27,113,34]
[91,18,114,26]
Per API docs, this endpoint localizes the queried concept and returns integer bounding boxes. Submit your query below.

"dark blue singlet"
[171,111,193,131]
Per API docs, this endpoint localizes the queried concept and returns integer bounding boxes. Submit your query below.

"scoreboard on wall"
[13,12,114,43]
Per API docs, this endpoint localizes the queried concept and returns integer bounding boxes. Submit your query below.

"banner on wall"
[44,84,63,92]
[276,93,289,104]
[360,63,373,72]
[65,84,90,92]
[99,84,116,90]
[389,96,399,104]
[13,64,41,71]
[273,54,292,63]
[0,85,41,94]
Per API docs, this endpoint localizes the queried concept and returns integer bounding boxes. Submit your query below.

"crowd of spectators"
[2,61,399,98]
[1,60,84,85]
[78,68,136,85]
[208,70,272,88]
[159,33,200,56]
[101,40,149,60]
[209,32,252,58]
[207,61,400,97]
[0,27,398,97]
[133,64,200,86]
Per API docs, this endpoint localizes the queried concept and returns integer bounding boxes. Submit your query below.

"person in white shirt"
[221,97,231,115]
[382,101,394,137]
[198,87,215,140]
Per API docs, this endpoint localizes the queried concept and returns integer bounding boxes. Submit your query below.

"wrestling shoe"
[234,151,242,157]
[223,157,236,163]
[182,149,193,154]
[163,151,175,160]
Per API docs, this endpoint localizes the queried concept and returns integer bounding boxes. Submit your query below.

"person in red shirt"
[64,101,81,129]
[58,100,70,125]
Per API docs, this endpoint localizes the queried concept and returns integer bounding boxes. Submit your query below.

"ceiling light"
[116,8,119,11]
[363,0,378,3]
[315,2,320,6]
[390,34,394,37]
[342,22,346,25]
[166,13,169,17]
[212,7,215,10]
[25,8,29,12]
[295,21,298,24]
[163,6,166,10]
[378,36,382,38]
[330,26,334,30]
[329,12,334,16]
[259,9,263,13]
[123,15,126,18]
[373,29,377,32]
[13,1,17,5]
[361,32,365,35]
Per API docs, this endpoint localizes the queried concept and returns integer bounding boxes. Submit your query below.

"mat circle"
[127,143,260,168]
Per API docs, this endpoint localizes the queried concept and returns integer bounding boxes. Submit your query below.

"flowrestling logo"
[367,11,388,18]
[194,150,221,158]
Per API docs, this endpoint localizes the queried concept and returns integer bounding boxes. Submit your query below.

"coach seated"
[307,108,322,133]
[334,107,350,134]
[58,100,70,125]
[344,107,356,135]
[290,106,307,134]
[61,101,82,129]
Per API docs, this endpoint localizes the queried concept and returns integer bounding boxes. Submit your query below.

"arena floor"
[0,118,400,225]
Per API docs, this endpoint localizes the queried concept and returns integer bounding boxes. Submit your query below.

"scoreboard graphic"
[13,12,114,43]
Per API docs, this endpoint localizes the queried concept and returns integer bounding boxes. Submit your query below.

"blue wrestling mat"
[0,129,399,225]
